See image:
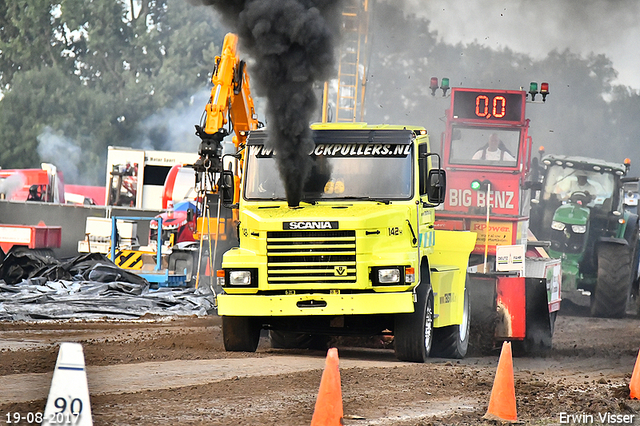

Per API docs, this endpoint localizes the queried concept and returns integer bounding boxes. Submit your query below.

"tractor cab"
[529,155,640,317]
[529,156,625,241]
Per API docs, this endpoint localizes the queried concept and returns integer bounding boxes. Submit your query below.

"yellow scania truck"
[215,123,476,362]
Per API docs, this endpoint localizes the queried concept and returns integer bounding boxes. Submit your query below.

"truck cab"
[437,89,533,253]
[216,123,476,362]
[435,87,561,353]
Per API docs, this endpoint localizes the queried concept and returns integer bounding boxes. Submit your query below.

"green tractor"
[529,155,640,318]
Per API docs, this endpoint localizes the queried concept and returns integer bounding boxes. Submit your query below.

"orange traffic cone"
[310,347,343,426]
[483,341,518,422]
[630,347,640,399]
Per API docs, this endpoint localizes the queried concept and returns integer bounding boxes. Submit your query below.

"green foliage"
[0,0,71,85]
[0,0,225,184]
[1,0,639,183]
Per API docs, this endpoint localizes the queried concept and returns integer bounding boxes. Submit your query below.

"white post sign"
[495,244,526,275]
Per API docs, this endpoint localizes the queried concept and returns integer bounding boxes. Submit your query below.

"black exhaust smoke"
[192,0,344,207]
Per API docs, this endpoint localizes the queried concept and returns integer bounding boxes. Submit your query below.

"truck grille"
[266,230,357,284]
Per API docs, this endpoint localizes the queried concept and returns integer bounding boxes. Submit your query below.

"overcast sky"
[404,0,640,90]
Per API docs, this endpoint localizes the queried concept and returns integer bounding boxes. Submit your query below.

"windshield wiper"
[335,196,391,204]
[300,196,392,204]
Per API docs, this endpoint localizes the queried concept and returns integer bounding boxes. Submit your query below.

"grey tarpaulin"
[0,251,150,285]
[0,252,216,321]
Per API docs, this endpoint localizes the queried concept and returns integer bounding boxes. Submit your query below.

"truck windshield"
[449,126,520,167]
[244,144,413,201]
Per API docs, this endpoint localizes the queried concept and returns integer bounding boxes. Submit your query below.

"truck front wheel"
[431,287,470,359]
[222,316,261,352]
[394,277,434,363]
[591,243,632,318]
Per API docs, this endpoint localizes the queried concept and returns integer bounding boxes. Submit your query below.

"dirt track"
[2,306,640,425]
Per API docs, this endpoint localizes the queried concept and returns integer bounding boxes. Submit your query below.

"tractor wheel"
[394,267,434,363]
[591,244,633,318]
[222,316,261,352]
[624,220,640,316]
[269,331,328,350]
[431,287,470,359]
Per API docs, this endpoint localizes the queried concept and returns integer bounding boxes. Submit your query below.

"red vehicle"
[0,224,61,256]
[161,164,198,210]
[150,200,198,247]
[434,85,561,353]
[0,163,65,203]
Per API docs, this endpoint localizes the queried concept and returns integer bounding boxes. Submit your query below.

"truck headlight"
[371,266,411,286]
[378,268,401,284]
[551,221,566,231]
[219,269,258,288]
[229,270,252,286]
[571,224,587,234]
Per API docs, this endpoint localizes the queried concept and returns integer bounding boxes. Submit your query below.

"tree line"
[363,3,640,170]
[0,0,226,184]
[1,0,639,185]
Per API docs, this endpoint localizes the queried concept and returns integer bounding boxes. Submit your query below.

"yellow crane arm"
[193,32,262,233]
[202,33,237,137]
[201,32,261,150]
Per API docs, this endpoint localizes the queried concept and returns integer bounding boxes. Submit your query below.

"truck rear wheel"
[394,273,434,363]
[222,316,261,352]
[591,243,632,318]
[431,287,470,359]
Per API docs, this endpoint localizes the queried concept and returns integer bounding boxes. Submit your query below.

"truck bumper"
[217,291,415,316]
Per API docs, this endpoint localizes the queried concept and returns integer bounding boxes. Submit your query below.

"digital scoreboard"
[451,89,525,123]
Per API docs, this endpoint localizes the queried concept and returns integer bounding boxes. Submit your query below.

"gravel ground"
[2,307,640,425]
